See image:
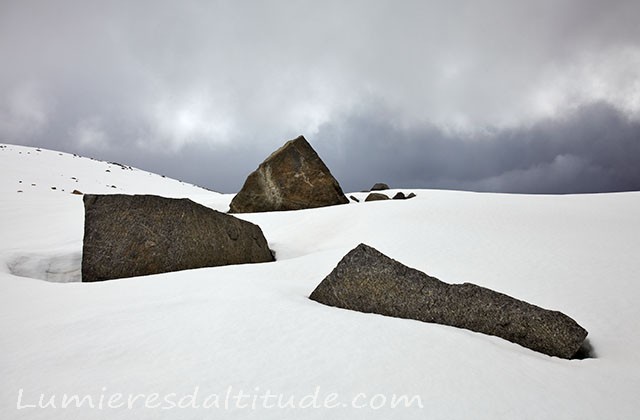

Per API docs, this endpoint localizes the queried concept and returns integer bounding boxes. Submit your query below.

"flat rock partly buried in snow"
[82,194,274,282]
[229,135,349,213]
[365,192,389,201]
[310,244,588,359]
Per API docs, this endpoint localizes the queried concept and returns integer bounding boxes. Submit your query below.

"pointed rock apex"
[310,244,588,359]
[229,135,349,213]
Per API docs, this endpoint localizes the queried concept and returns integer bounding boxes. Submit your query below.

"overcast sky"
[1,0,639,193]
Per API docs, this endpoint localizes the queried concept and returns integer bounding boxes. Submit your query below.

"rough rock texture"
[229,135,349,213]
[392,192,406,200]
[309,244,588,359]
[370,183,389,191]
[82,194,274,282]
[365,193,389,202]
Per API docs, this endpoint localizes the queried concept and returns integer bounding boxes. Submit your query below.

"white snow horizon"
[1,143,639,419]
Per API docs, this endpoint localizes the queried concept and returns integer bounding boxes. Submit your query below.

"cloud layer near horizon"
[1,0,639,193]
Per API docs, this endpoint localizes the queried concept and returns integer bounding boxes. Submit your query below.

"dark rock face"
[349,195,360,203]
[370,183,389,191]
[407,192,416,199]
[364,193,389,202]
[82,194,274,282]
[392,192,406,200]
[309,244,588,359]
[229,135,349,213]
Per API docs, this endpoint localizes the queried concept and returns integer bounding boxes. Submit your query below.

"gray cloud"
[1,0,639,193]
[315,102,640,193]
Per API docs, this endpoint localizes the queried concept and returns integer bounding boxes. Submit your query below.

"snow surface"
[1,143,639,419]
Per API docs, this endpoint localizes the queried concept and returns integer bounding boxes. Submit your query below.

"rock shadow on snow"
[7,251,82,283]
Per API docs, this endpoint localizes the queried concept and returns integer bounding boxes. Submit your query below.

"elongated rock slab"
[310,244,588,359]
[82,194,274,282]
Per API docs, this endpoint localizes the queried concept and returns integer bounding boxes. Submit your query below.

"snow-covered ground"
[1,143,639,419]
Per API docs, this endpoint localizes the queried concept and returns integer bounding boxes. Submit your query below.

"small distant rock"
[349,195,360,203]
[82,194,274,282]
[72,190,83,195]
[108,162,132,170]
[229,135,349,213]
[390,192,416,200]
[17,190,23,193]
[310,244,588,359]
[364,193,389,202]
[370,183,389,191]
[51,186,56,190]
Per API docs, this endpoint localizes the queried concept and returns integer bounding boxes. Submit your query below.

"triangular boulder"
[229,135,349,213]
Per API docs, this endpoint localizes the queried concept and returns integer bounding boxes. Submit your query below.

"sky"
[1,0,639,193]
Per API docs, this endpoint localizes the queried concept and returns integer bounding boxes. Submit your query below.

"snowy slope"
[1,143,639,419]
[0,144,228,282]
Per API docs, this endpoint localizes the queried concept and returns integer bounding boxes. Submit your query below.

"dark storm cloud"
[1,0,639,193]
[315,102,640,194]
[72,101,640,195]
